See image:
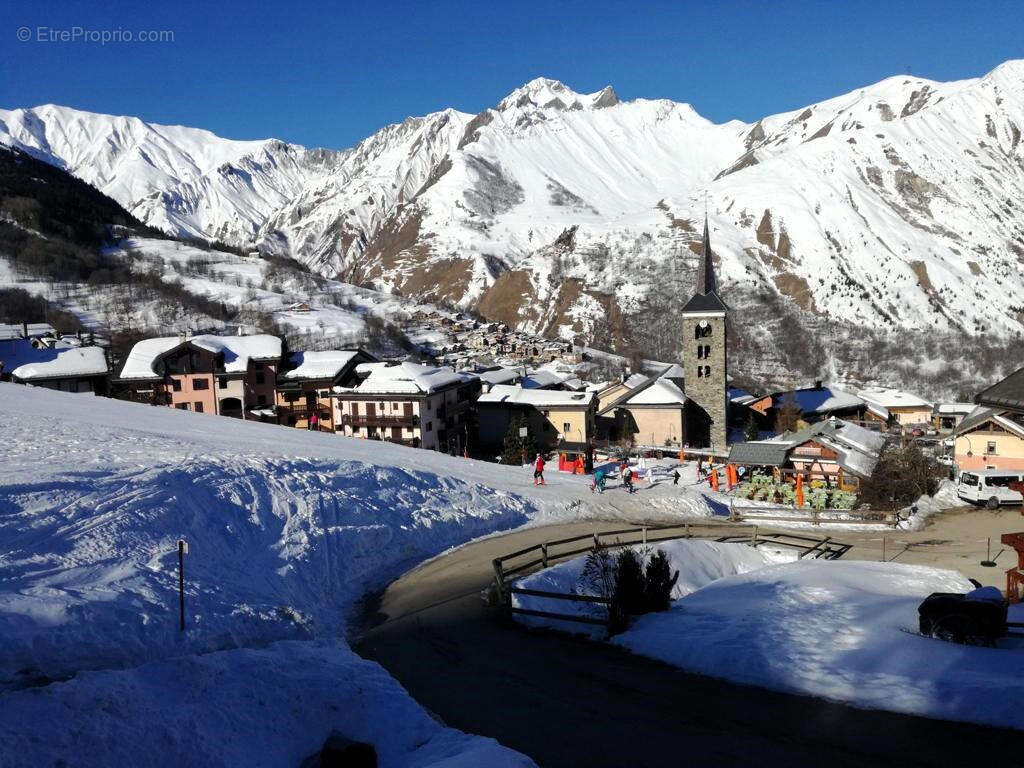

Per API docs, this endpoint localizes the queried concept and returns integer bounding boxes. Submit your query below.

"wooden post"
[492,558,508,608]
[541,543,548,568]
[642,527,647,546]
[177,539,187,632]
[882,537,886,563]
[593,532,600,551]
[751,525,759,547]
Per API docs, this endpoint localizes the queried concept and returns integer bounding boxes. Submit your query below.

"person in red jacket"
[533,453,547,486]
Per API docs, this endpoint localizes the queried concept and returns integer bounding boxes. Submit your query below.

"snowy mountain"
[4,63,1024,352]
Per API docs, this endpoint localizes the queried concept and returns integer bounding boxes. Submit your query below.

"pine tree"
[501,414,536,466]
[643,550,680,613]
[743,413,760,442]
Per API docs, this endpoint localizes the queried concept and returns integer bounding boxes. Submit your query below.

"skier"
[672,468,680,486]
[533,453,547,486]
[309,411,319,431]
[591,468,607,494]
[623,465,635,494]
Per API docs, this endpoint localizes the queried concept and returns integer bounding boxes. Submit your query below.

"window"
[218,378,227,389]
[254,372,265,385]
[703,366,711,378]
[563,422,571,434]
[987,441,998,454]
[194,402,204,413]
[703,345,710,359]
[426,421,433,432]
[172,379,182,392]
[175,403,189,410]
[193,379,209,391]
[697,367,703,378]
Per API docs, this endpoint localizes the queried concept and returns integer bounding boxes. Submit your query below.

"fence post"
[812,508,819,526]
[751,525,759,547]
[685,522,690,538]
[541,543,548,568]
[492,558,508,610]
[593,532,600,552]
[642,527,647,546]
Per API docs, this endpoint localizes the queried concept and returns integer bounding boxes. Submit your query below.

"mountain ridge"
[3,62,1024,366]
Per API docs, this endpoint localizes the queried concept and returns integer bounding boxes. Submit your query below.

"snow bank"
[0,383,549,765]
[0,640,531,768]
[614,560,1024,730]
[511,540,794,636]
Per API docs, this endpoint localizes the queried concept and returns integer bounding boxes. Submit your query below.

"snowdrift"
[0,384,553,766]
[511,540,795,636]
[614,560,1024,730]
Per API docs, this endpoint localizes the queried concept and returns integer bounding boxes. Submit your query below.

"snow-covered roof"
[344,362,477,395]
[935,402,975,415]
[660,363,685,380]
[521,369,568,389]
[119,334,282,380]
[0,322,56,341]
[857,386,932,410]
[1,338,108,381]
[779,386,864,414]
[280,350,362,381]
[477,384,595,408]
[622,377,687,406]
[955,405,1024,439]
[477,367,521,386]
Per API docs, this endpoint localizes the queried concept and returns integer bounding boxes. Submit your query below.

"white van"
[957,470,1024,508]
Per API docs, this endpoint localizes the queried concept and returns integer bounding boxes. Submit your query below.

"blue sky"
[3,0,1021,149]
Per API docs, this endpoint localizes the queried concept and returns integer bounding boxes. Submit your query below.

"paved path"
[356,516,1024,767]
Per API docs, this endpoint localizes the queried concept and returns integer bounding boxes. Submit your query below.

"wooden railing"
[340,414,418,428]
[728,503,901,528]
[492,522,852,629]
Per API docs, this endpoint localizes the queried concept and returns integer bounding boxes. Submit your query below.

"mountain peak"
[497,78,619,113]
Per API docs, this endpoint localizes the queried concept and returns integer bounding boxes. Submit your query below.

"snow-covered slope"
[0,383,566,764]
[5,62,1024,343]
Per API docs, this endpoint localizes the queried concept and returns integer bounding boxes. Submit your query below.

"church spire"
[695,215,717,296]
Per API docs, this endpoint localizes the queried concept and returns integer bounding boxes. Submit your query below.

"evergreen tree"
[642,550,680,612]
[501,414,536,466]
[743,413,760,442]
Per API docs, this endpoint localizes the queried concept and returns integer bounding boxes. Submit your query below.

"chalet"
[749,384,883,429]
[728,419,885,484]
[857,387,932,428]
[332,362,480,453]
[118,334,281,418]
[598,368,687,447]
[933,402,975,433]
[954,367,1024,471]
[0,333,109,395]
[476,385,597,460]
[276,349,377,431]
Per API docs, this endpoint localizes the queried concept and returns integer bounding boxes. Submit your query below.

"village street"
[355,506,1024,768]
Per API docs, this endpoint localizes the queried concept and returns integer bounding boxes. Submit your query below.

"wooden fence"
[492,522,852,629]
[728,503,902,528]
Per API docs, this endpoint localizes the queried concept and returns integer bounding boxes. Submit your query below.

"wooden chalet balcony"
[277,402,328,415]
[340,414,419,428]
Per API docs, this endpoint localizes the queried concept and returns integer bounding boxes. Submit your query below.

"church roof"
[683,216,728,313]
[696,217,717,295]
[681,291,728,313]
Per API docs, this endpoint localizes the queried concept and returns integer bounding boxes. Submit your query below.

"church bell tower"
[681,216,728,451]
